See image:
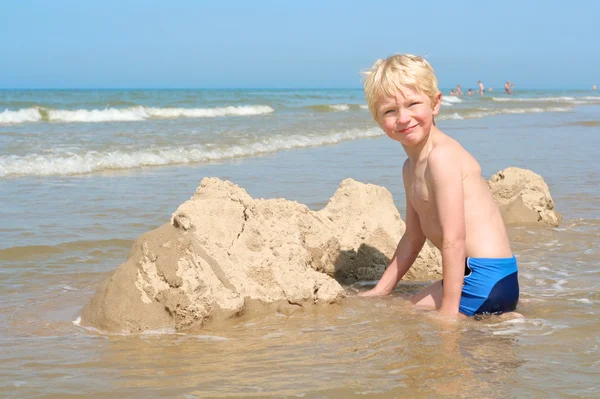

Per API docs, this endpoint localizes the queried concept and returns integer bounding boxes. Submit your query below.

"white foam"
[467,107,570,119]
[492,328,523,336]
[146,105,274,118]
[492,96,576,102]
[48,105,274,122]
[48,107,146,122]
[552,279,568,292]
[0,127,384,177]
[488,317,569,336]
[0,108,42,124]
[12,381,28,388]
[571,298,593,304]
[328,104,350,111]
[1,105,275,124]
[72,317,81,326]
[491,96,600,105]
[439,113,463,120]
[442,96,463,103]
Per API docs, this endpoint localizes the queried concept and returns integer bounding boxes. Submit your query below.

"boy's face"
[376,88,441,147]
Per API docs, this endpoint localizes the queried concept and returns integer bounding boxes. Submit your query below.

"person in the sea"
[358,54,519,320]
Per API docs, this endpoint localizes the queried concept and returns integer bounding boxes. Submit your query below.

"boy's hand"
[432,308,466,323]
[357,288,390,297]
[439,301,460,316]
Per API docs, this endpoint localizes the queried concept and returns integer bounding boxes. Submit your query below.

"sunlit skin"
[361,87,513,319]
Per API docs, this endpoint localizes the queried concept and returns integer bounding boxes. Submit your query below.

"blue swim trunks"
[458,256,519,316]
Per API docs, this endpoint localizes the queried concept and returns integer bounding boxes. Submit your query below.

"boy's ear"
[432,92,442,116]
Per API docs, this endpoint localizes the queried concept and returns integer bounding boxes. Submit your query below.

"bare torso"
[406,130,512,258]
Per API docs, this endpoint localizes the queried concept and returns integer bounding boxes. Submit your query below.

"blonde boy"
[359,54,519,318]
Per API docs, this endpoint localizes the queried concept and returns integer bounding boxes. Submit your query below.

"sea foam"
[0,105,275,124]
[0,108,43,124]
[0,127,384,177]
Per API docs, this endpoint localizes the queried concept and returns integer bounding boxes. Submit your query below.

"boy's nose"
[396,108,411,125]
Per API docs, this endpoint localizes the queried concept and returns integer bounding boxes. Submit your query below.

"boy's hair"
[362,54,440,122]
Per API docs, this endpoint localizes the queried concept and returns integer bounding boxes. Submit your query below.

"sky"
[1,0,598,89]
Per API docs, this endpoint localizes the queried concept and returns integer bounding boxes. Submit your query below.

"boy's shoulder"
[428,131,481,181]
[428,132,463,166]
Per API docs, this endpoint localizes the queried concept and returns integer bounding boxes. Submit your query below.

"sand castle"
[80,167,560,333]
[488,167,561,226]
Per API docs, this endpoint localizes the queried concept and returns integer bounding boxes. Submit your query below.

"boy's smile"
[400,124,418,134]
[377,88,441,147]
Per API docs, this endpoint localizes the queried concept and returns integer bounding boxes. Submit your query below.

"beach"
[1,89,599,398]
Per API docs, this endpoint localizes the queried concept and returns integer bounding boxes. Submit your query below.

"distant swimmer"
[594,85,597,91]
[450,89,456,95]
[488,86,493,92]
[478,80,485,95]
[456,84,463,96]
[504,81,512,95]
[467,88,473,96]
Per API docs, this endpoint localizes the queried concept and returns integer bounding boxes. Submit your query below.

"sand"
[80,168,559,333]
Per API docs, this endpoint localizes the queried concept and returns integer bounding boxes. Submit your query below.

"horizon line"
[0,87,595,91]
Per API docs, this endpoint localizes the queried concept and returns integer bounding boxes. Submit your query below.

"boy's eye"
[384,109,395,115]
[409,102,420,107]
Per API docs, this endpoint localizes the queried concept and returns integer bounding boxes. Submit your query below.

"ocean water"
[1,89,599,398]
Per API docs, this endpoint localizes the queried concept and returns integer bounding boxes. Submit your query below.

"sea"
[1,88,599,398]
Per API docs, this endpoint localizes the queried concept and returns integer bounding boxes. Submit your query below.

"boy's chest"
[409,176,433,213]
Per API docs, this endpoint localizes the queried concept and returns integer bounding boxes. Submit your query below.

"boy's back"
[406,127,512,259]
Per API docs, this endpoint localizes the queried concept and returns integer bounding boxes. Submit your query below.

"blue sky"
[1,0,598,89]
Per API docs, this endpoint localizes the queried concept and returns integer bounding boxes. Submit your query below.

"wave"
[442,96,463,103]
[435,106,570,121]
[0,128,384,178]
[464,107,571,119]
[308,104,365,112]
[328,104,350,111]
[0,108,43,124]
[491,96,600,104]
[0,238,132,261]
[567,120,600,127]
[438,113,463,120]
[0,105,275,125]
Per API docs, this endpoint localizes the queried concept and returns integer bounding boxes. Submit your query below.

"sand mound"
[488,167,561,226]
[80,178,441,333]
[80,168,559,333]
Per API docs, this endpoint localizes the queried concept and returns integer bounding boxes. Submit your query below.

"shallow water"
[1,90,599,398]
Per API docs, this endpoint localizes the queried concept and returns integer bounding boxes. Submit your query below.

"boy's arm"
[428,147,466,315]
[359,161,426,296]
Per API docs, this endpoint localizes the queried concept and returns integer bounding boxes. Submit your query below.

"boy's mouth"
[400,124,418,133]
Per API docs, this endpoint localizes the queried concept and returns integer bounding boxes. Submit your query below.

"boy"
[358,54,519,318]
